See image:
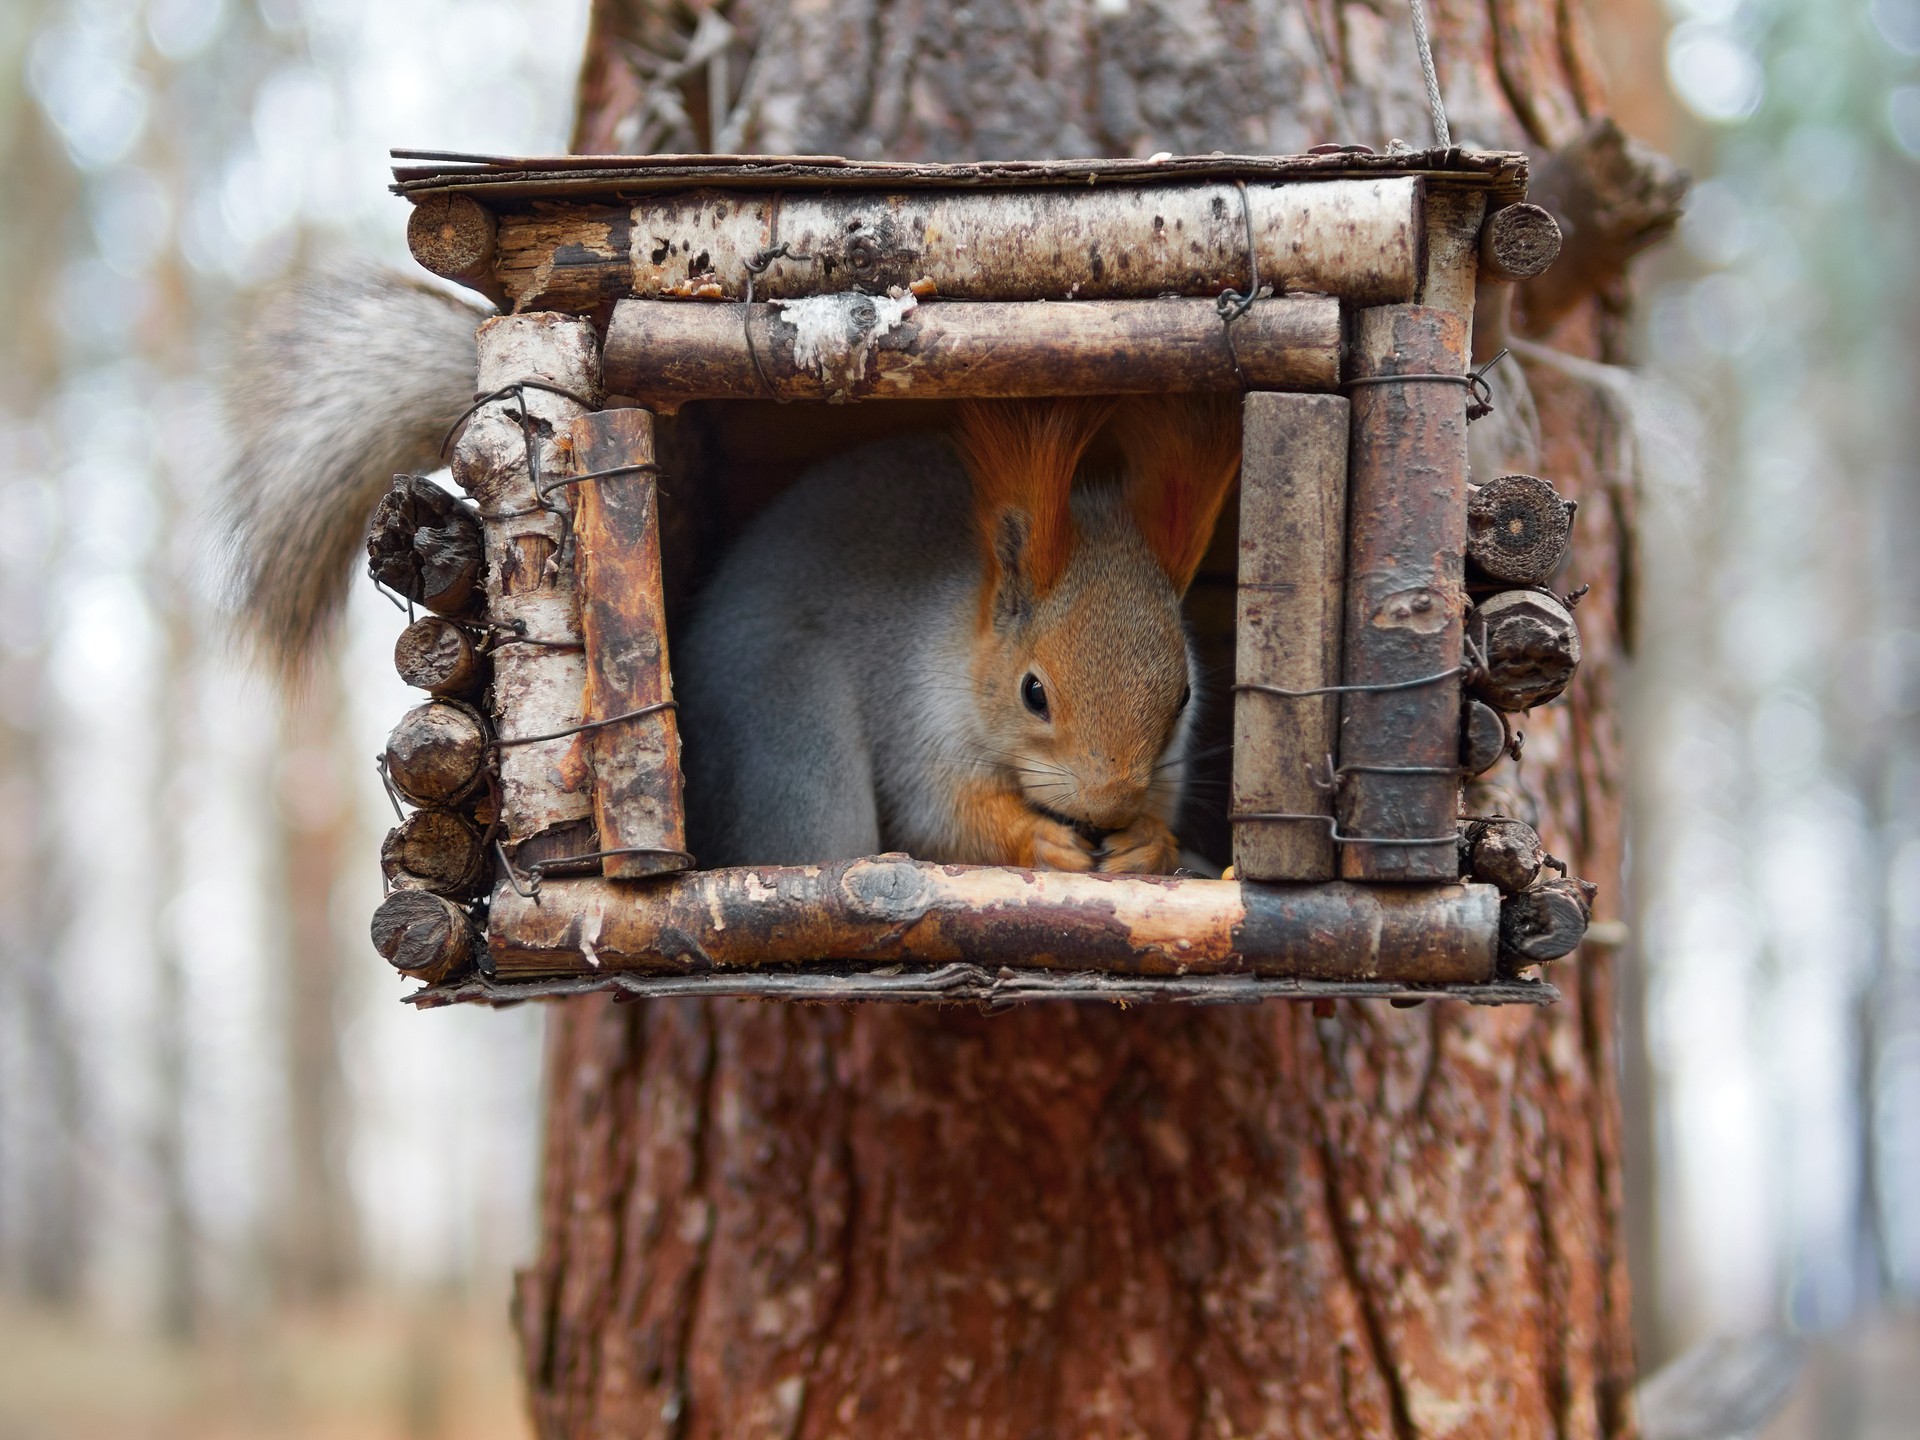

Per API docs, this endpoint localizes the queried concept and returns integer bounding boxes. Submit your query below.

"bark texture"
[486,865,1500,983]
[1337,305,1471,882]
[521,3,1640,1436]
[602,294,1341,402]
[1232,391,1350,881]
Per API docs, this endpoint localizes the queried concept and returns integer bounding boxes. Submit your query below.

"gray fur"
[678,434,979,865]
[676,434,1197,866]
[219,269,485,672]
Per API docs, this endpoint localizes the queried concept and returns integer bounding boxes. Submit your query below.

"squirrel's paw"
[1096,815,1181,875]
[1027,814,1099,872]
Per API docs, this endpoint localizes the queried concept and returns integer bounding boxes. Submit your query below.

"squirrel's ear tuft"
[956,398,1112,623]
[1116,395,1243,595]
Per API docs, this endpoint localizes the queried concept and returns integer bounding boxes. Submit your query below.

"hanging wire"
[1407,0,1452,148]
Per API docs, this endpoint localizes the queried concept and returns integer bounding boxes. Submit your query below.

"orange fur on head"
[956,398,1115,617]
[1114,394,1243,594]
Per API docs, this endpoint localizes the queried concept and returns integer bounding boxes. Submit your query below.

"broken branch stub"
[1517,118,1690,333]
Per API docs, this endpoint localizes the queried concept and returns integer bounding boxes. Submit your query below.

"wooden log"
[393,616,483,696]
[406,193,505,308]
[1231,391,1349,882]
[453,314,602,845]
[365,475,483,618]
[1461,698,1511,775]
[1500,876,1596,965]
[1477,202,1563,282]
[1467,473,1574,585]
[371,889,478,984]
[1468,589,1582,711]
[1337,305,1471,881]
[383,700,488,808]
[411,967,1558,1010]
[484,859,1501,985]
[568,409,690,878]
[484,178,1424,314]
[601,295,1340,403]
[381,809,488,896]
[1459,816,1546,893]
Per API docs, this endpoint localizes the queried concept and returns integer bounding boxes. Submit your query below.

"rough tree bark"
[518,3,1651,1435]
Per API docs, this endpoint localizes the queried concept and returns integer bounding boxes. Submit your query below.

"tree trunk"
[521,3,1644,1435]
[275,661,360,1299]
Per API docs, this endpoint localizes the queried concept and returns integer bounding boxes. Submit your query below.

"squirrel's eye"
[1020,672,1050,719]
[1177,682,1192,713]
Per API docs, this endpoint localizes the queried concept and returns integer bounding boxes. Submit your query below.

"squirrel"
[222,271,1240,875]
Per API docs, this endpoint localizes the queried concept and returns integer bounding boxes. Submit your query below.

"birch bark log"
[520,3,1649,1436]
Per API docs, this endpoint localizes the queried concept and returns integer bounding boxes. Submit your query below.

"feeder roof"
[389,146,1530,206]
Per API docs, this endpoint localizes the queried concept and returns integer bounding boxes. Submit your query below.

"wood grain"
[568,408,689,878]
[1231,391,1349,881]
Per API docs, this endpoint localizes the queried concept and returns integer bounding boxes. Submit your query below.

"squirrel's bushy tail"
[220,269,486,676]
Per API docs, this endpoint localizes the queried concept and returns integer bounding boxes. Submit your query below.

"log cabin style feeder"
[370,145,1595,1010]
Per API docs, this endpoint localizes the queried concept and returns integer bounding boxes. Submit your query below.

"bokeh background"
[0,0,1916,1434]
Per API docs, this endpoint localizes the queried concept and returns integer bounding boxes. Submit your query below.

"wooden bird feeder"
[369,146,1593,1009]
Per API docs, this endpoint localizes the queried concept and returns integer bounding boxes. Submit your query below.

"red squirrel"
[676,395,1241,872]
[221,273,1240,874]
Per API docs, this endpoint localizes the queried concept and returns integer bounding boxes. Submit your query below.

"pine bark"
[522,3,1640,1436]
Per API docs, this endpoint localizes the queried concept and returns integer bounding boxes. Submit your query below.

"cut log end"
[371,889,478,984]
[1469,589,1582,712]
[1500,877,1597,965]
[408,194,499,287]
[394,616,484,696]
[381,809,489,897]
[1461,699,1511,775]
[366,476,485,619]
[1478,203,1563,283]
[1467,474,1573,586]
[384,699,490,808]
[1460,817,1546,894]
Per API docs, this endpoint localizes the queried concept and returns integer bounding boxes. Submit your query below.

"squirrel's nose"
[1073,770,1148,829]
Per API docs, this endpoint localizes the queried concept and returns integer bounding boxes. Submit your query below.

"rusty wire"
[741,191,816,399]
[1214,179,1270,388]
[1342,348,1508,422]
[492,699,678,749]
